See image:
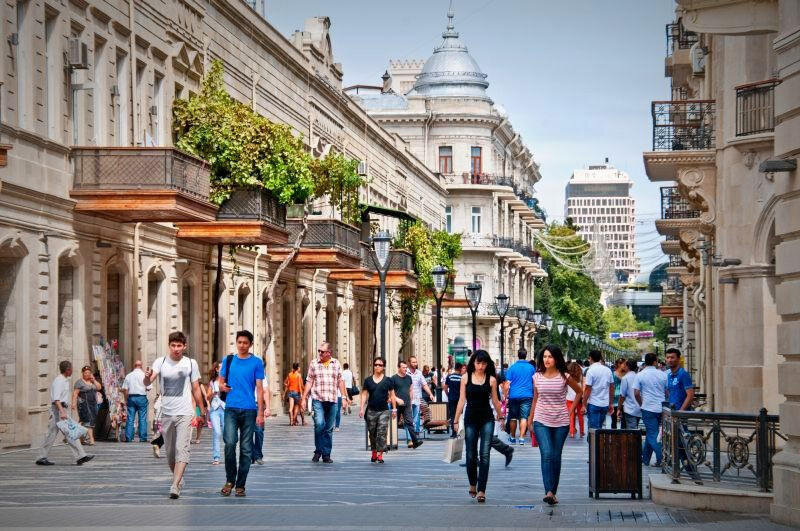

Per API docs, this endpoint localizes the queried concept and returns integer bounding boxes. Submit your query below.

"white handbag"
[57,418,88,441]
[443,436,464,464]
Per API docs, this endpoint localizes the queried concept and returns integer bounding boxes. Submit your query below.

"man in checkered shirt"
[301,341,350,463]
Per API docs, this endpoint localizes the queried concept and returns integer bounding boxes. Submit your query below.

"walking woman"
[359,356,397,463]
[453,350,504,503]
[72,365,101,445]
[566,361,585,438]
[528,345,583,506]
[611,359,626,429]
[207,362,225,465]
[283,363,304,426]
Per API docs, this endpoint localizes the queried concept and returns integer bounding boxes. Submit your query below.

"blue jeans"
[312,399,337,457]
[464,420,494,493]
[641,410,662,466]
[412,403,421,433]
[252,424,264,462]
[533,422,570,495]
[335,397,342,429]
[125,395,148,442]
[209,408,224,461]
[223,407,257,488]
[586,403,608,432]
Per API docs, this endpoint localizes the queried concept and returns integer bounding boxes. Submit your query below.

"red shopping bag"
[531,433,538,447]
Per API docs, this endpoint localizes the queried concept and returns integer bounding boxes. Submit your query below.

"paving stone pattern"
[0,412,790,530]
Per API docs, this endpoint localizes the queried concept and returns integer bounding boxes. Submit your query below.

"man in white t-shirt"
[144,331,205,499]
[582,350,614,434]
[341,363,354,414]
[36,360,94,466]
[121,359,152,443]
[407,356,435,439]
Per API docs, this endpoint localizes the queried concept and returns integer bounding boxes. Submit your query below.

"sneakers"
[376,452,384,464]
[254,459,264,465]
[505,448,514,467]
[322,456,333,464]
[508,438,517,444]
[312,452,321,463]
[152,445,161,458]
[412,440,424,449]
[35,458,54,466]
[371,451,378,463]
[169,482,181,499]
[76,455,95,466]
[518,438,526,446]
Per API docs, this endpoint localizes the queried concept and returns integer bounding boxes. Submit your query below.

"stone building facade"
[643,1,799,525]
[347,9,546,364]
[0,0,447,447]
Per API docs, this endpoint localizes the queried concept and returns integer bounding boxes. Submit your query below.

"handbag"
[57,418,88,441]
[443,435,464,463]
[350,383,359,395]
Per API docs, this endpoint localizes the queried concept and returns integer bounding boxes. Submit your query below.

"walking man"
[443,363,464,436]
[218,330,265,496]
[251,361,271,466]
[342,363,355,414]
[391,360,423,449]
[505,349,535,445]
[666,348,694,411]
[618,359,641,429]
[36,361,94,466]
[582,350,614,434]
[121,359,152,443]
[144,331,205,499]
[300,341,350,463]
[407,356,435,437]
[634,352,668,467]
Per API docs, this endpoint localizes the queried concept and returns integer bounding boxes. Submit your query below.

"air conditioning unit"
[68,38,88,69]
[357,160,367,176]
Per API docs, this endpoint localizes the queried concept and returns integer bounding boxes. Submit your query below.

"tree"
[602,306,639,351]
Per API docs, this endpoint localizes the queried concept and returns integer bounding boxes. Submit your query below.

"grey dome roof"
[407,10,490,101]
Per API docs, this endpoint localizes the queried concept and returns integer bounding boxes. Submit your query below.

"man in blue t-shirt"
[505,349,535,445]
[218,330,265,497]
[666,348,694,411]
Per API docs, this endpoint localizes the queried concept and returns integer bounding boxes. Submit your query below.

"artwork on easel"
[93,338,126,439]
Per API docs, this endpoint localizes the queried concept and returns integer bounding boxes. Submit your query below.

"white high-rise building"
[564,161,639,279]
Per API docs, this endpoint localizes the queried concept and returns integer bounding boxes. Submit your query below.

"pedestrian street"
[0,413,790,530]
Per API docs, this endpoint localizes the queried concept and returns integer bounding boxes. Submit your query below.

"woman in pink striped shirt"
[527,344,583,506]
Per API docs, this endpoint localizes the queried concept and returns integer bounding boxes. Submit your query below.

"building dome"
[407,9,490,101]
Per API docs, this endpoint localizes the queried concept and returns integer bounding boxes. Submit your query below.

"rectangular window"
[153,72,164,145]
[115,50,129,146]
[93,38,106,144]
[470,146,482,175]
[16,0,31,129]
[44,9,59,139]
[471,206,481,233]
[438,146,453,174]
[445,206,452,233]
[135,61,145,145]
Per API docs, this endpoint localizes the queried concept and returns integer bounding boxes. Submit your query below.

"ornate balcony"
[176,189,288,245]
[736,79,780,137]
[665,19,699,81]
[655,186,704,237]
[352,248,417,290]
[268,218,361,269]
[70,147,217,222]
[652,100,715,152]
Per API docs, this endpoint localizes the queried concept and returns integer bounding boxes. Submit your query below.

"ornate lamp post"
[495,294,510,375]
[371,230,391,359]
[432,265,449,401]
[516,306,529,352]
[531,310,543,353]
[465,283,482,353]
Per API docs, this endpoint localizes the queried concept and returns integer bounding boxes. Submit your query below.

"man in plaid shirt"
[301,341,350,463]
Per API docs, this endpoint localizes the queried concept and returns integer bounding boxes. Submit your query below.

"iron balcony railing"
[216,189,286,227]
[736,79,780,137]
[652,100,715,151]
[662,407,785,492]
[665,19,699,57]
[668,255,684,268]
[360,243,414,272]
[286,219,360,256]
[661,186,701,220]
[71,147,211,200]
[461,233,498,248]
[497,236,514,249]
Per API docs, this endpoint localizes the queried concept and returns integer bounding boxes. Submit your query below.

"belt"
[128,394,146,397]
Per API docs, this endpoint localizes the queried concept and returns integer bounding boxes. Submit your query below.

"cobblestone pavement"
[0,411,790,530]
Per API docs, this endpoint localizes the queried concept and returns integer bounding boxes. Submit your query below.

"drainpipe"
[132,222,141,360]
[704,252,714,411]
[423,109,434,168]
[128,0,137,146]
[311,269,320,361]
[253,245,262,354]
[693,250,706,403]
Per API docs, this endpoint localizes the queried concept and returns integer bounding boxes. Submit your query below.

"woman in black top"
[453,350,504,503]
[359,356,397,463]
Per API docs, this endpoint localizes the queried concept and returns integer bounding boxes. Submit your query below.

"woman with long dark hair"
[207,362,224,465]
[453,350,504,503]
[527,345,583,506]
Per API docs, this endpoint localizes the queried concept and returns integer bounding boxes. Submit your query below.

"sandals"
[235,487,246,497]
[469,487,477,498]
[220,482,234,497]
[476,493,486,503]
[543,495,557,506]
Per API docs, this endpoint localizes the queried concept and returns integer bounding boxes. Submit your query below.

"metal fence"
[72,147,211,200]
[736,79,780,136]
[661,186,701,219]
[286,219,360,256]
[360,244,414,272]
[665,19,699,57]
[652,100,715,151]
[662,407,784,491]
[216,189,286,227]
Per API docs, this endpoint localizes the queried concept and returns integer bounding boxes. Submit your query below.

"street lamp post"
[432,265,449,401]
[516,306,529,352]
[532,310,543,353]
[465,283,482,353]
[371,231,392,360]
[495,294,510,375]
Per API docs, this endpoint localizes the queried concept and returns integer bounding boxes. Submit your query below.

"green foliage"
[653,316,671,343]
[602,306,639,350]
[173,61,364,211]
[392,222,462,348]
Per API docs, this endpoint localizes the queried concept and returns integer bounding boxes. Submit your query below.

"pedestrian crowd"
[34,328,693,505]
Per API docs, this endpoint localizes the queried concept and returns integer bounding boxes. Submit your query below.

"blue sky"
[267,0,675,271]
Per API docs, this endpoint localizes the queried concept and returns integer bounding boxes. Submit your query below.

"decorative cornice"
[644,150,716,166]
[718,264,775,280]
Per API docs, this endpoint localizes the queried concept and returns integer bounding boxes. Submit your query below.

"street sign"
[609,331,654,339]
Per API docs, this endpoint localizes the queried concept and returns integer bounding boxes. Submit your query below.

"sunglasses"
[318,349,330,354]
[374,363,384,367]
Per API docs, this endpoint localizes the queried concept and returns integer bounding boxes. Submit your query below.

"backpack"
[219,354,234,402]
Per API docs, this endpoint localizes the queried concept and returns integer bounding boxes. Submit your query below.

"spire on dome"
[443,0,459,39]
